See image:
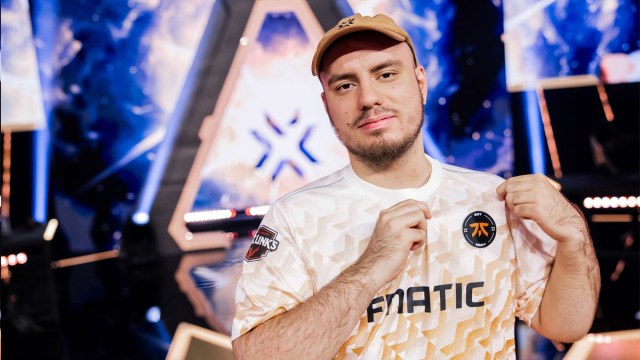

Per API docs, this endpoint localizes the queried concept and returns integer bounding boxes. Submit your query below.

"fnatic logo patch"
[338,18,354,29]
[462,211,496,248]
[245,226,280,262]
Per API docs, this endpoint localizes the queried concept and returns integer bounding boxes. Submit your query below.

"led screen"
[169,0,349,250]
[32,0,217,252]
[1,0,47,132]
[190,11,348,213]
[503,0,640,88]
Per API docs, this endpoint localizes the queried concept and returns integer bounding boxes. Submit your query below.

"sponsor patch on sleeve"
[245,225,280,262]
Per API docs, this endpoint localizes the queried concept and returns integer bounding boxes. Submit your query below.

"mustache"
[352,107,397,128]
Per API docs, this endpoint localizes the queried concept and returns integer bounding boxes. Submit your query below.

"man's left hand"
[496,174,586,243]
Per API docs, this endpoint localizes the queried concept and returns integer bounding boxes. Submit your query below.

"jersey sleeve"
[231,202,313,340]
[510,212,557,326]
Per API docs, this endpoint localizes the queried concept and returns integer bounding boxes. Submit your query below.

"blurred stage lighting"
[146,306,162,323]
[584,196,639,209]
[132,212,150,225]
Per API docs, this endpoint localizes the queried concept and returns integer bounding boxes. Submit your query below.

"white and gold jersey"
[232,155,556,359]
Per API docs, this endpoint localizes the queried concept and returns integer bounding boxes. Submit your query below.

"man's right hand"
[233,199,431,360]
[355,199,431,288]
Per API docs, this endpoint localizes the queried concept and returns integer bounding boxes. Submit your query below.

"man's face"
[319,32,427,170]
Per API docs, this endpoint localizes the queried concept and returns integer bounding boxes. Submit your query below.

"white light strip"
[0,253,28,268]
[245,205,270,216]
[583,196,639,209]
[43,218,58,241]
[16,252,27,264]
[585,333,613,344]
[184,209,236,223]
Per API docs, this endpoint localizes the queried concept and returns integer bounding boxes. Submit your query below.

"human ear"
[416,66,427,105]
[321,92,329,114]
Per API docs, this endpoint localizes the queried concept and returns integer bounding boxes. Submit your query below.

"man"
[232,13,600,359]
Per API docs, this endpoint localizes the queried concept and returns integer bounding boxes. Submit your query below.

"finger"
[545,177,562,191]
[505,191,537,207]
[496,180,507,200]
[413,218,428,231]
[388,199,431,219]
[412,200,432,219]
[405,228,426,250]
[497,175,539,200]
[381,201,431,225]
[507,174,538,184]
[387,210,429,232]
[508,174,556,191]
[512,203,535,220]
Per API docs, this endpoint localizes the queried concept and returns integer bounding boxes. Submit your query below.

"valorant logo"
[245,225,280,262]
[251,113,317,180]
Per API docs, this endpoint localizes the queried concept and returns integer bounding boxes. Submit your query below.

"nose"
[357,80,381,111]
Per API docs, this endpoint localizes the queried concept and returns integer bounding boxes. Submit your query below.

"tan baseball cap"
[311,13,417,76]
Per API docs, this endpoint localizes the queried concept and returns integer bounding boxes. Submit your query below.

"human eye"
[335,82,354,93]
[379,72,396,80]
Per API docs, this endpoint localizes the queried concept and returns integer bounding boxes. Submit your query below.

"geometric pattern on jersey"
[233,155,556,359]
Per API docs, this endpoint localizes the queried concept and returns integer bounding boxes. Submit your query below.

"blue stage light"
[523,91,546,174]
[132,212,150,225]
[146,306,161,323]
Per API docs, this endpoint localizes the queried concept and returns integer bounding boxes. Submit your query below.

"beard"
[331,104,425,171]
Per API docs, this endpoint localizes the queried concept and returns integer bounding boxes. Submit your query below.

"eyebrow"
[326,59,403,87]
[327,73,356,87]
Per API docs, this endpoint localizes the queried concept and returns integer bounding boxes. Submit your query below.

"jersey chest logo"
[245,225,280,262]
[462,211,496,248]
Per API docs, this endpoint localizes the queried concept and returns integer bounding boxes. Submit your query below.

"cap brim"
[312,27,407,76]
